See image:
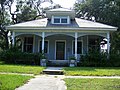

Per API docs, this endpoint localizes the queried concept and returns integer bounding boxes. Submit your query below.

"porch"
[12,31,110,62]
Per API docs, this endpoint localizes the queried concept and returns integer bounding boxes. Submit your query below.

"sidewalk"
[13,67,120,90]
[16,75,67,90]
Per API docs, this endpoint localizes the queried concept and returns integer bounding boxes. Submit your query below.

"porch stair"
[48,60,69,67]
[42,67,64,75]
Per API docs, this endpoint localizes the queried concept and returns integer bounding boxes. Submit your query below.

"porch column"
[42,32,45,53]
[107,32,110,55]
[12,32,15,46]
[75,32,78,60]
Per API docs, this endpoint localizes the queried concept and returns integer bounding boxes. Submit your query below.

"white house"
[7,8,117,66]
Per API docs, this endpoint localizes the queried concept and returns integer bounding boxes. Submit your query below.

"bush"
[109,53,120,67]
[79,51,120,67]
[0,47,42,65]
[79,51,108,67]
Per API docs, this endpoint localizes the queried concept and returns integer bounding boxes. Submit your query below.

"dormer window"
[52,16,70,24]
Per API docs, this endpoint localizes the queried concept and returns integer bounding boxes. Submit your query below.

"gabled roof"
[7,18,117,31]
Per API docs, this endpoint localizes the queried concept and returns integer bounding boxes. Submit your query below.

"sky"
[42,0,76,8]
[11,0,76,13]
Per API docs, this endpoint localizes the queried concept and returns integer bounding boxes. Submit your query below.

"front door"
[56,41,65,60]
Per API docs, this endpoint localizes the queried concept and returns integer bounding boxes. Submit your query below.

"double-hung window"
[52,16,69,24]
[24,37,33,53]
[73,41,82,54]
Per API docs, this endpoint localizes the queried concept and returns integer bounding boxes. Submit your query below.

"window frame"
[23,37,33,53]
[52,16,70,24]
[38,40,49,54]
[72,40,83,54]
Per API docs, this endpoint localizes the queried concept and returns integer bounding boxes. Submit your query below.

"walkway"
[15,67,120,90]
[16,75,66,90]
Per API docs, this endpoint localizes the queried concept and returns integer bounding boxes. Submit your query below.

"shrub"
[0,47,42,65]
[79,51,108,67]
[79,51,120,67]
[109,53,120,67]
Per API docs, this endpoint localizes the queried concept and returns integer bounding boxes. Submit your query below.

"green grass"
[0,74,33,90]
[0,64,45,75]
[65,78,120,90]
[63,67,120,76]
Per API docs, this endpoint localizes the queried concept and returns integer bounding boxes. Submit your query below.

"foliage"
[79,51,107,67]
[16,0,53,22]
[79,50,120,67]
[69,56,76,60]
[0,0,13,50]
[63,67,120,76]
[0,63,45,74]
[0,74,32,90]
[65,78,120,90]
[0,47,42,65]
[74,0,120,52]
[16,6,37,22]
[109,52,120,67]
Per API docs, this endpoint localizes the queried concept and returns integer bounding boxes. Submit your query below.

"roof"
[7,18,117,31]
[48,8,73,12]
[46,8,75,19]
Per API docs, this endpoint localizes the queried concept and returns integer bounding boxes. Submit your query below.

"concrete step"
[42,67,64,75]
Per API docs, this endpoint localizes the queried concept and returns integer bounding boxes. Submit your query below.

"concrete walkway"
[15,67,120,90]
[16,75,67,90]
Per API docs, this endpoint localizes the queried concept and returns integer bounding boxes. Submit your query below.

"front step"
[48,60,69,67]
[42,67,64,75]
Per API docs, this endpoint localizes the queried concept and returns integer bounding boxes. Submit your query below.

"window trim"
[23,36,33,53]
[38,40,49,54]
[72,40,83,55]
[52,16,70,24]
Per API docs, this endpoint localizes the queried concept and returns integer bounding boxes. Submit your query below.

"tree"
[74,0,120,53]
[15,0,53,22]
[16,6,37,22]
[0,0,14,50]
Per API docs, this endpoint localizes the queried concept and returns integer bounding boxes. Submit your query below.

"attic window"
[52,16,70,24]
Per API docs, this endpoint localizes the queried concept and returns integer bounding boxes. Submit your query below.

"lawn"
[0,63,45,75]
[63,67,120,76]
[65,78,120,90]
[0,74,33,90]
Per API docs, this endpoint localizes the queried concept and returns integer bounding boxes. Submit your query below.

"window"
[24,37,33,53]
[61,18,67,23]
[73,41,82,54]
[39,41,48,53]
[54,18,60,23]
[52,16,69,24]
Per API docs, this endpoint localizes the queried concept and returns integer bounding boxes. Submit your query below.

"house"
[7,8,117,66]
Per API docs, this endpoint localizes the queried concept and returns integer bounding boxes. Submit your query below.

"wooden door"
[56,42,65,60]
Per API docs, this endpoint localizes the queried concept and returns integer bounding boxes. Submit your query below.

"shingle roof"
[7,18,117,31]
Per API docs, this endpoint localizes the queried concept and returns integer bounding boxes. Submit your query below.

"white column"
[107,32,110,54]
[87,35,88,53]
[75,32,78,60]
[12,32,15,46]
[42,32,45,53]
[33,35,35,53]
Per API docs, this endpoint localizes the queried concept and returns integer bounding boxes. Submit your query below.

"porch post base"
[40,59,46,67]
[69,64,75,67]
